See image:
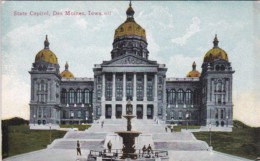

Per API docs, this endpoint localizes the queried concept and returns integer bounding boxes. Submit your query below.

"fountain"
[115,100,142,159]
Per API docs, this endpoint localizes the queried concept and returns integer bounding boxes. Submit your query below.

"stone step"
[154,140,208,151]
[51,140,104,150]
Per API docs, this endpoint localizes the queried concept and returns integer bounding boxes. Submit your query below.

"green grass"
[59,124,91,131]
[4,124,66,157]
[166,125,200,132]
[193,127,260,160]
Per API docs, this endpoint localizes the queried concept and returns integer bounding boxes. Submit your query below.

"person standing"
[147,144,152,155]
[107,140,112,153]
[165,126,168,132]
[142,145,147,157]
[76,140,81,156]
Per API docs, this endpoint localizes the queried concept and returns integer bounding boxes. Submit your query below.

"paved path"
[3,149,252,161]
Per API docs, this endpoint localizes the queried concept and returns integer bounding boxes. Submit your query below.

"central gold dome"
[114,2,146,41]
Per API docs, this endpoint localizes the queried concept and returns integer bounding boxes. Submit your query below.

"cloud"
[166,54,202,78]
[233,91,260,127]
[2,74,30,119]
[171,17,201,46]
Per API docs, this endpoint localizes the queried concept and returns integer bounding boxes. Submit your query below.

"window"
[116,80,123,101]
[186,89,192,104]
[83,89,90,104]
[221,109,224,119]
[137,85,143,101]
[215,109,218,119]
[177,89,184,104]
[147,85,153,101]
[70,110,74,118]
[106,82,112,101]
[76,89,82,104]
[77,111,81,118]
[61,89,67,104]
[178,111,183,119]
[69,89,75,104]
[168,89,176,104]
[126,83,133,100]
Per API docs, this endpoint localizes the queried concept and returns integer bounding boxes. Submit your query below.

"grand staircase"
[49,119,209,151]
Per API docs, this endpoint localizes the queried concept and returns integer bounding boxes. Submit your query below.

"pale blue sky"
[1,1,260,126]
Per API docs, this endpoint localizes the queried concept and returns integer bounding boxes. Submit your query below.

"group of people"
[165,125,174,133]
[142,144,153,157]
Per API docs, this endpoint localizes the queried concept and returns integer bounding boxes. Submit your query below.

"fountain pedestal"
[115,100,142,159]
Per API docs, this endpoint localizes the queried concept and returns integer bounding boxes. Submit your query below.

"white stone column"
[143,73,147,119]
[143,104,147,119]
[153,74,158,119]
[163,76,167,120]
[112,73,116,101]
[123,73,126,101]
[112,73,116,119]
[101,74,106,119]
[48,80,51,102]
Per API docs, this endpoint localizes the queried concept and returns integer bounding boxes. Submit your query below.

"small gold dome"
[35,35,58,64]
[114,2,146,41]
[204,35,228,62]
[60,62,74,78]
[187,61,201,77]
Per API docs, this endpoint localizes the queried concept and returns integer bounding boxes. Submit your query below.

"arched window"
[221,109,224,119]
[177,89,184,104]
[215,109,218,119]
[185,89,192,105]
[168,89,176,104]
[69,89,75,104]
[61,89,67,104]
[76,89,82,104]
[83,89,90,104]
[217,81,222,92]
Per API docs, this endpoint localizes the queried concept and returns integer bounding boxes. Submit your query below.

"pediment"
[103,55,157,66]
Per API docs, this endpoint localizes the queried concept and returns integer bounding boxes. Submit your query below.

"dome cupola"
[60,62,74,78]
[35,35,58,64]
[203,35,228,63]
[187,61,201,77]
[111,1,149,60]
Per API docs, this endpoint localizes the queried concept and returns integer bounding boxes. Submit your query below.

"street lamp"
[49,123,52,144]
[186,113,189,130]
[209,123,212,147]
[33,114,36,126]
[226,115,228,127]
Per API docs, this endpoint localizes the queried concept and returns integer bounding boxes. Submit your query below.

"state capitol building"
[29,2,234,127]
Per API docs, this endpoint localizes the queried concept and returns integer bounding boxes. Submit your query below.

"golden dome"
[60,62,74,78]
[114,2,146,41]
[35,35,58,64]
[204,35,228,62]
[187,61,201,77]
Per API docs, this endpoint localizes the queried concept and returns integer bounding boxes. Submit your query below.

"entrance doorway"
[136,105,143,119]
[105,105,112,119]
[147,105,154,119]
[116,105,122,119]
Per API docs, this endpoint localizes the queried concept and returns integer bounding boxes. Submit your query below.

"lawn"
[60,124,91,131]
[166,125,200,132]
[3,124,66,158]
[193,127,260,160]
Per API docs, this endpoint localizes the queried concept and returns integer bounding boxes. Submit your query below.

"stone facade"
[29,3,234,127]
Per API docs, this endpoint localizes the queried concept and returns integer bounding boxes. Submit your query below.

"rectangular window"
[78,111,81,118]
